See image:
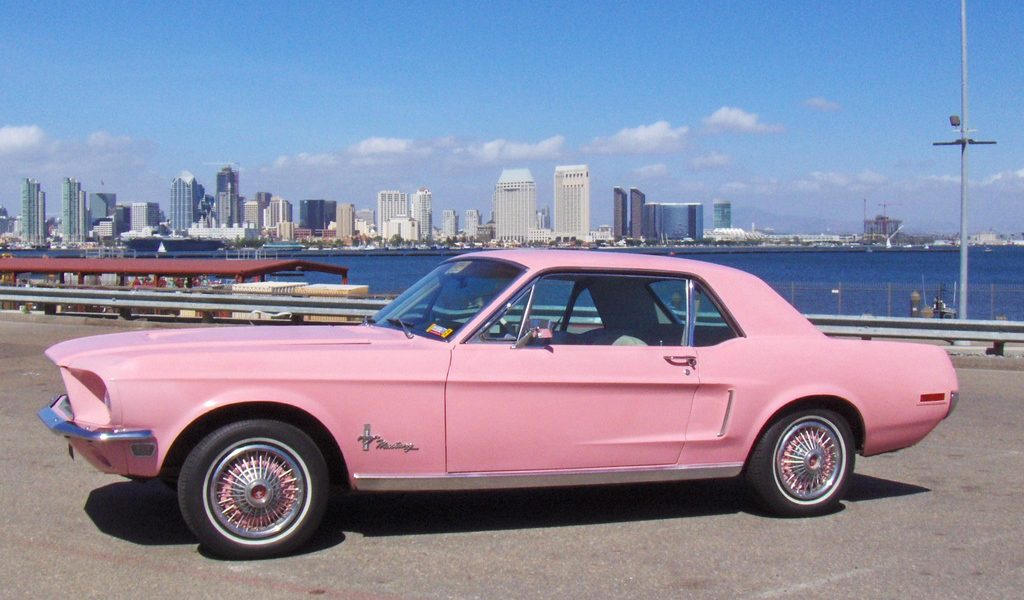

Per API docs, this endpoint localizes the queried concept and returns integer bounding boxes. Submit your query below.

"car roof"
[450,249,821,338]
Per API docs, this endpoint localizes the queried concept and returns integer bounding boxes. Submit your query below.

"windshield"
[371,259,525,341]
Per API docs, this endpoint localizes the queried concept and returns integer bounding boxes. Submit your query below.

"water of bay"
[295,246,1023,320]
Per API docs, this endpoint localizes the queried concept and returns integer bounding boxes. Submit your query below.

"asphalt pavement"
[1,315,1021,599]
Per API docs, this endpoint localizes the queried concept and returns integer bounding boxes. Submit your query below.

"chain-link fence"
[768,282,1024,321]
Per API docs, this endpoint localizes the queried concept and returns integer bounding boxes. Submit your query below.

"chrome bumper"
[38,395,154,442]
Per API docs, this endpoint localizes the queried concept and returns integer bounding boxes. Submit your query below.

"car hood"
[45,324,417,367]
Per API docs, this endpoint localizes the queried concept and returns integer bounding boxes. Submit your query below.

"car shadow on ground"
[82,472,930,554]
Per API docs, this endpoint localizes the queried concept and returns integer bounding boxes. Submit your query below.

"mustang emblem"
[358,424,419,453]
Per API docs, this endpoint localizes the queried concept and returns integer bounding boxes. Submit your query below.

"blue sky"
[2,1,1022,233]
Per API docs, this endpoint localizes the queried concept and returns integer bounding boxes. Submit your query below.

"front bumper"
[38,395,156,475]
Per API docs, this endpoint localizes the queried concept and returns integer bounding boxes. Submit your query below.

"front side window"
[372,259,524,341]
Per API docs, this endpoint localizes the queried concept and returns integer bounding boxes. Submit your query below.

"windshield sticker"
[445,261,470,274]
[426,323,454,338]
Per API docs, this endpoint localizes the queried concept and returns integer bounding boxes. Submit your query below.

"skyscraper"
[336,203,355,238]
[265,196,292,230]
[441,209,458,239]
[553,165,590,239]
[131,202,161,231]
[299,199,337,232]
[612,187,628,239]
[642,203,704,241]
[410,188,433,242]
[376,190,408,232]
[170,171,204,232]
[465,209,481,240]
[21,178,46,246]
[713,199,732,229]
[89,192,116,226]
[215,166,239,226]
[61,178,88,244]
[493,169,536,243]
[629,188,646,239]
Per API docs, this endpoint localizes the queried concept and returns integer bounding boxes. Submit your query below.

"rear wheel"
[178,420,328,559]
[746,409,854,517]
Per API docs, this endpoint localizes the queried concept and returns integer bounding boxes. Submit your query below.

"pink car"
[39,250,958,559]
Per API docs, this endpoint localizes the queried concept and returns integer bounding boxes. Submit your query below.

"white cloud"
[633,163,668,178]
[690,151,733,170]
[457,135,564,163]
[582,121,689,154]
[0,124,50,156]
[803,97,841,112]
[701,107,784,134]
[351,137,416,156]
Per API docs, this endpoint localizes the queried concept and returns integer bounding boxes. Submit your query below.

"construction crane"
[878,201,902,218]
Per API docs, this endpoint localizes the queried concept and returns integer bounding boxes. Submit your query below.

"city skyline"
[2,3,1023,233]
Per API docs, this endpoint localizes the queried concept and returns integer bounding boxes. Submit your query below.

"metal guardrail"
[806,314,1024,356]
[1,286,1022,354]
[0,285,388,322]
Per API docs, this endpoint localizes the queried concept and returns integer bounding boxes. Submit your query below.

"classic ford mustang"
[39,250,958,558]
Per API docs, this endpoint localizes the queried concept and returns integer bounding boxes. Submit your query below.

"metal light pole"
[933,0,995,320]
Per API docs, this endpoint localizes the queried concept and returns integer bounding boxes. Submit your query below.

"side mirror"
[513,319,553,349]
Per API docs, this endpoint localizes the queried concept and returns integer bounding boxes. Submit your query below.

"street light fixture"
[932,0,995,321]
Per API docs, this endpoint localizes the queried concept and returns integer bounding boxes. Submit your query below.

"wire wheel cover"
[206,442,307,539]
[774,419,843,502]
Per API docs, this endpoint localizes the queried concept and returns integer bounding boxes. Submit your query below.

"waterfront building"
[0,206,12,235]
[465,209,480,240]
[643,203,704,241]
[536,206,550,230]
[215,166,239,226]
[476,222,496,243]
[441,209,458,239]
[277,221,296,240]
[629,188,645,239]
[382,216,419,242]
[336,203,355,238]
[299,199,336,234]
[89,192,116,226]
[713,199,732,230]
[612,187,628,238]
[864,214,902,244]
[376,191,408,232]
[20,178,46,246]
[528,228,553,244]
[410,189,433,242]
[493,169,536,243]
[553,165,590,240]
[61,178,88,244]
[170,171,203,233]
[187,224,259,242]
[131,202,161,231]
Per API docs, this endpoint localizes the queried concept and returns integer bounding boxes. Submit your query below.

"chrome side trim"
[38,401,154,443]
[718,389,735,437]
[352,463,744,492]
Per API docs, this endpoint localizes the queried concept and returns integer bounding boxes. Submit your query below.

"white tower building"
[410,188,433,242]
[493,169,536,243]
[553,164,590,240]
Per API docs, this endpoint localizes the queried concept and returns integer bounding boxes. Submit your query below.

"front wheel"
[746,409,854,517]
[178,420,328,559]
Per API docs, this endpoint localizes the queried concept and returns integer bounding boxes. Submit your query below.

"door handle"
[664,355,697,368]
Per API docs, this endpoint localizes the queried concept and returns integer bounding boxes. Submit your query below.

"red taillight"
[920,393,946,403]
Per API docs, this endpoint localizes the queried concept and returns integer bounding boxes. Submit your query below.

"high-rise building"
[89,192,116,226]
[410,188,433,242]
[493,169,536,243]
[299,199,337,233]
[170,171,204,232]
[465,209,481,240]
[21,179,46,246]
[243,200,262,229]
[713,199,732,229]
[131,202,161,231]
[265,196,292,230]
[643,203,704,241]
[629,188,646,239]
[253,191,272,212]
[215,166,239,226]
[376,191,408,232]
[612,187,628,238]
[553,165,590,239]
[335,203,355,238]
[61,178,88,243]
[441,209,458,239]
